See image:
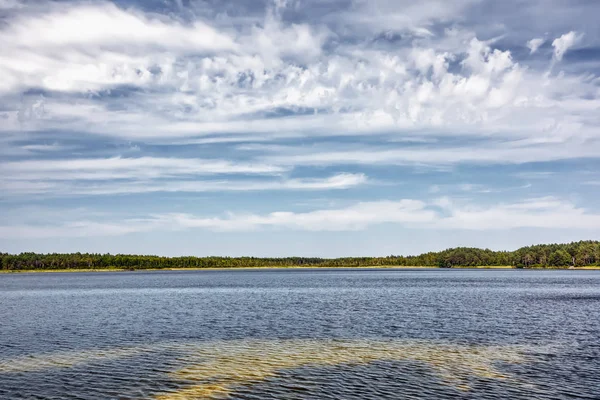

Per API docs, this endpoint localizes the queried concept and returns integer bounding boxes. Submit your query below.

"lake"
[1,269,599,399]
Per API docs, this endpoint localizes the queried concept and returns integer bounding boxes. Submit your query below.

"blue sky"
[1,0,600,257]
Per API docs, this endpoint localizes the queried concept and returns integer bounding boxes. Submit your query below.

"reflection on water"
[1,269,599,399]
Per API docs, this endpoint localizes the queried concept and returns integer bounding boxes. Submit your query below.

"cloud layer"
[1,0,599,255]
[3,197,600,239]
[1,1,596,143]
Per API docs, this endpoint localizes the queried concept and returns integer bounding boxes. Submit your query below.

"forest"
[1,241,599,271]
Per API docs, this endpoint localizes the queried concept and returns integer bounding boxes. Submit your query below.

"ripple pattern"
[1,269,599,399]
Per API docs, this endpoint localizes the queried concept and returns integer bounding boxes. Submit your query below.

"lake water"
[1,269,599,399]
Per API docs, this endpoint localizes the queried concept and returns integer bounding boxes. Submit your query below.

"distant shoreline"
[0,266,440,274]
[2,265,600,274]
[3,241,600,272]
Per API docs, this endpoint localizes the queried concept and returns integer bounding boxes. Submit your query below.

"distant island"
[2,241,599,272]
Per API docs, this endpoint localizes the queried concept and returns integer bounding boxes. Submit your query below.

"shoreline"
[0,266,439,274]
[2,265,599,274]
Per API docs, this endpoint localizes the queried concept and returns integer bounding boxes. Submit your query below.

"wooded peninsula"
[2,241,599,271]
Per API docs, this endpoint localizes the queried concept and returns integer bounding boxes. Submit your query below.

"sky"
[1,0,600,257]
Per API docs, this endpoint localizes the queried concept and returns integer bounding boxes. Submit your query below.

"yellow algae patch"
[0,345,153,373]
[155,339,526,399]
[157,384,230,399]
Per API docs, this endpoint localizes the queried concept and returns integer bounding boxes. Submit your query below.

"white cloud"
[552,31,583,61]
[0,221,145,239]
[0,172,367,197]
[241,9,328,66]
[0,157,285,182]
[1,0,600,254]
[3,197,600,238]
[0,2,328,93]
[0,199,435,237]
[0,2,597,151]
[3,3,236,52]
[23,7,229,49]
[526,38,545,54]
[157,196,600,231]
[434,197,600,230]
[260,139,599,167]
[156,199,435,232]
[0,3,240,92]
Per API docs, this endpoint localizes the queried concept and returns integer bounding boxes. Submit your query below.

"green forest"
[1,241,599,271]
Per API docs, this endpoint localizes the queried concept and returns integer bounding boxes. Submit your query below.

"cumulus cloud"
[526,38,545,54]
[552,31,583,61]
[0,2,597,147]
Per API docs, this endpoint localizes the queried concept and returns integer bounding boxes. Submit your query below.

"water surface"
[1,269,599,399]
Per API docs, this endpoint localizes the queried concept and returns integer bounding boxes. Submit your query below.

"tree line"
[1,241,599,271]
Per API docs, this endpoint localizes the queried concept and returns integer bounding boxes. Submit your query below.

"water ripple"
[1,269,599,399]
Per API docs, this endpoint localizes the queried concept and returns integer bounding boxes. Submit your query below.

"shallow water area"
[1,268,599,399]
